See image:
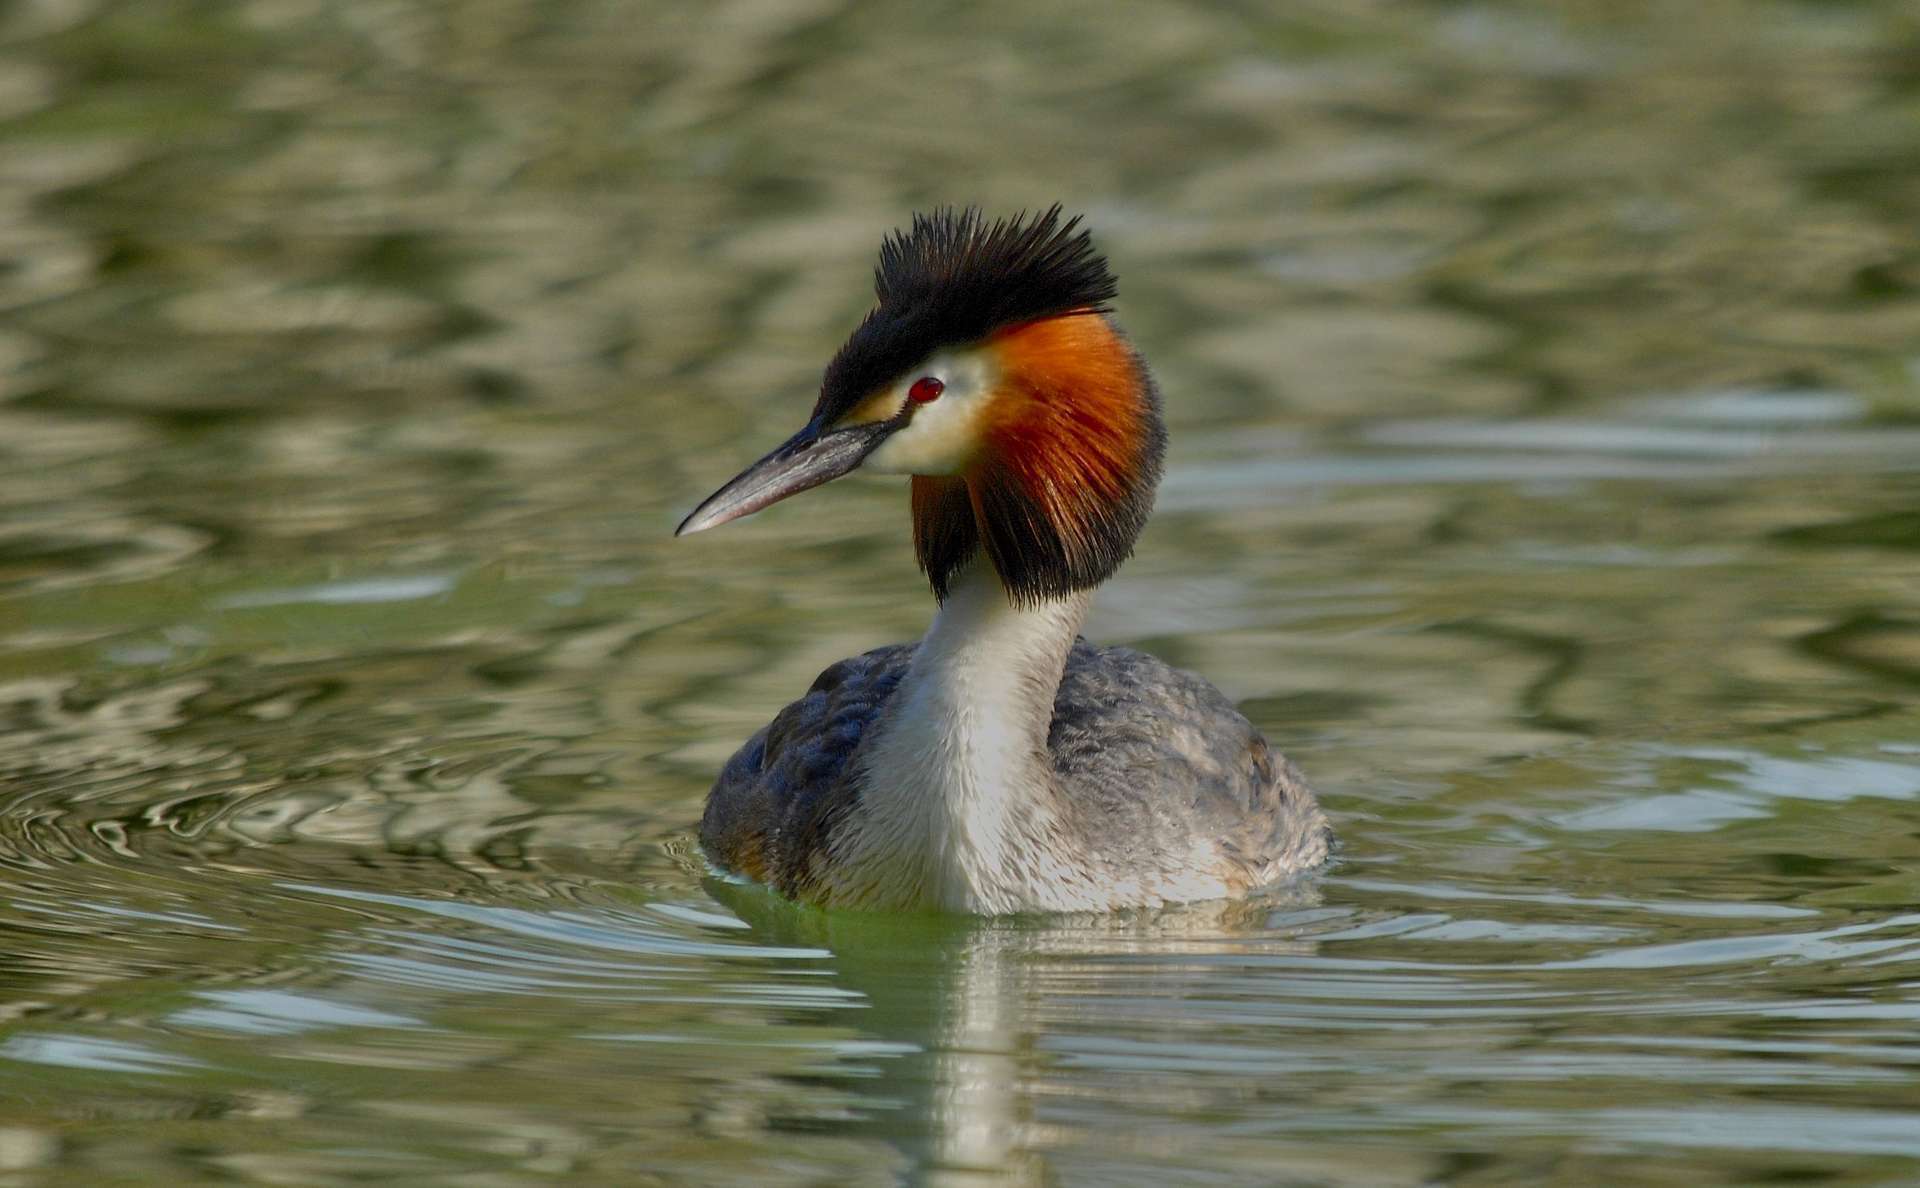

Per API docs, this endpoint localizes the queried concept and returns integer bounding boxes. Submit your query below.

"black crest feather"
[813,205,1117,424]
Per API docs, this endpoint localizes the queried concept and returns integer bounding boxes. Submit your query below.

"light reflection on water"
[4,0,1920,1182]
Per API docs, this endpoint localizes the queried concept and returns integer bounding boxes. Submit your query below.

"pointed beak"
[676,420,894,536]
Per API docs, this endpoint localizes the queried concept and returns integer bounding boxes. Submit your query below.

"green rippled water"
[3,1,1919,1183]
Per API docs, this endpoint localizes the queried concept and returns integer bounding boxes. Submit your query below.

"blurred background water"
[2,0,1919,1183]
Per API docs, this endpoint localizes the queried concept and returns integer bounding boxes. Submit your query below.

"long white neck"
[827,562,1097,913]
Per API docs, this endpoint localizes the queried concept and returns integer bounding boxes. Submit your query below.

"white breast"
[823,565,1115,913]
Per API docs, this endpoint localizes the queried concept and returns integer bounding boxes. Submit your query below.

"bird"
[676,206,1329,914]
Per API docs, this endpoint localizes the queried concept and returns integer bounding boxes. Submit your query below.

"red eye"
[907,376,944,404]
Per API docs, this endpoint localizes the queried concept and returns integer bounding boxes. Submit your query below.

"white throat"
[826,562,1097,913]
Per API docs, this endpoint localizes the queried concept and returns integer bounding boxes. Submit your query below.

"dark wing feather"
[699,644,913,894]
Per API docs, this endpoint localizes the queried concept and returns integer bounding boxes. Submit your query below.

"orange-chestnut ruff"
[914,310,1163,604]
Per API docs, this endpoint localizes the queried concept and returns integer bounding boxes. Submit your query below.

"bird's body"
[699,565,1326,913]
[679,207,1329,914]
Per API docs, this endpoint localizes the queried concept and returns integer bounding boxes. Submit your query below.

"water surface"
[4,1,1920,1183]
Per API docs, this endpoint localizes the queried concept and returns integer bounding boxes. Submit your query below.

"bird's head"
[677,206,1165,605]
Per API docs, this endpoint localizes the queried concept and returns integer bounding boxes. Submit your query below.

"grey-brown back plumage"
[699,640,1328,903]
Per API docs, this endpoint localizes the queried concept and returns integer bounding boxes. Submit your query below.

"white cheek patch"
[864,399,983,475]
[862,349,998,477]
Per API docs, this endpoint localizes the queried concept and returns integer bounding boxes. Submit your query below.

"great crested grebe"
[677,206,1329,914]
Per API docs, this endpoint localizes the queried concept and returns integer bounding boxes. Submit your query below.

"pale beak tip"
[673,421,885,542]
